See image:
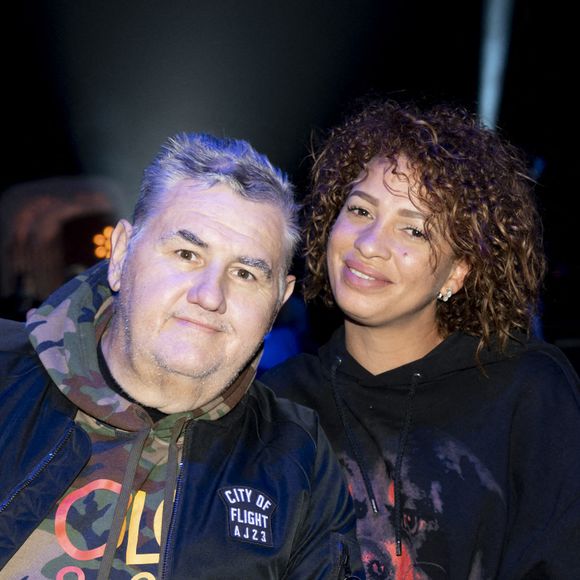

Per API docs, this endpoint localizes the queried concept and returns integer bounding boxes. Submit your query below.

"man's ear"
[441,258,470,296]
[107,219,133,292]
[281,274,296,306]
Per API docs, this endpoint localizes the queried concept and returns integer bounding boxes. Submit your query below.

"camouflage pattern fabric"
[26,261,259,426]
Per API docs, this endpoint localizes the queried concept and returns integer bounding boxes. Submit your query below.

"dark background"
[2,0,577,369]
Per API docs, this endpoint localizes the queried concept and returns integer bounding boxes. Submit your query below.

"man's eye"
[176,249,196,261]
[235,269,256,281]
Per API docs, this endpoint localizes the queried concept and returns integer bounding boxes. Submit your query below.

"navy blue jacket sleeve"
[283,416,363,579]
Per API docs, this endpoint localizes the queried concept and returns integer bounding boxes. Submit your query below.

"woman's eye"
[347,205,371,218]
[404,226,427,239]
[176,249,196,261]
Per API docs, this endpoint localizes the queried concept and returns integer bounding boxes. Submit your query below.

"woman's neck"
[344,319,444,375]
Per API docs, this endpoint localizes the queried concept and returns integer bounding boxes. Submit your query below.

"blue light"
[479,0,515,129]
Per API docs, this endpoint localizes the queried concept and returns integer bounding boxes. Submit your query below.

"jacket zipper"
[159,424,190,579]
[159,459,185,579]
[336,539,362,580]
[0,425,74,513]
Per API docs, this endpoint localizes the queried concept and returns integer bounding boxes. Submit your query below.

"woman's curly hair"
[303,99,546,352]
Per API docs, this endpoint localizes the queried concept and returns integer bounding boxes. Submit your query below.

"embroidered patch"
[219,486,276,547]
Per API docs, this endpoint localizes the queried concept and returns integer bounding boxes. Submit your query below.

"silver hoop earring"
[437,288,453,302]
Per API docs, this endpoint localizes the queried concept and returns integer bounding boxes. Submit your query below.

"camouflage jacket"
[0,262,361,579]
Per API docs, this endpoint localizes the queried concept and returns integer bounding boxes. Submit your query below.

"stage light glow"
[479,0,515,129]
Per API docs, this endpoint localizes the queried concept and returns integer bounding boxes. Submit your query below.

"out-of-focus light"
[93,225,113,259]
[479,0,515,129]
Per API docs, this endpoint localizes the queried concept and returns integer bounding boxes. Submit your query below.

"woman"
[262,100,580,579]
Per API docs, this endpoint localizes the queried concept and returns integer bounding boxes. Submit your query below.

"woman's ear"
[441,258,470,296]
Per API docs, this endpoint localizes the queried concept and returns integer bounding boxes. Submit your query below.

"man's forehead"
[140,180,291,271]
[160,179,234,207]
[148,189,282,248]
[158,179,281,217]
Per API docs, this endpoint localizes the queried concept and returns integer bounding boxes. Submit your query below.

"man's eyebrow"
[161,229,208,247]
[163,230,273,279]
[238,256,273,280]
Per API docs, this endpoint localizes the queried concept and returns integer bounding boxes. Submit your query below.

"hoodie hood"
[25,261,259,431]
[319,325,524,389]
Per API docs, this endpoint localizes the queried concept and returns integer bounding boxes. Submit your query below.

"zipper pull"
[336,540,362,580]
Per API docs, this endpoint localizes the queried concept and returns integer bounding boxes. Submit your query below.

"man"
[0,133,361,579]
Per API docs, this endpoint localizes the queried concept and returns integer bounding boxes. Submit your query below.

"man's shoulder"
[0,318,32,355]
[259,352,330,413]
[249,379,319,427]
[260,352,325,389]
[246,380,326,455]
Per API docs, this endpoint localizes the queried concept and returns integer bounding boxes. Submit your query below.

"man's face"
[107,180,294,410]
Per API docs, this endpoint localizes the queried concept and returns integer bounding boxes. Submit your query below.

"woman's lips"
[342,259,392,289]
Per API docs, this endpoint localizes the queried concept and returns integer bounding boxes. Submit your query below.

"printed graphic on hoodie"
[2,411,176,579]
[341,428,504,580]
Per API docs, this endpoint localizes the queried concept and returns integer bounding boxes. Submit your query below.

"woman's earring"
[437,288,453,302]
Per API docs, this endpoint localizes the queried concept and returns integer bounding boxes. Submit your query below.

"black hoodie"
[262,327,580,579]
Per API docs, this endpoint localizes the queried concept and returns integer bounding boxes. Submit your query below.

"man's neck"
[99,326,213,414]
[97,340,168,422]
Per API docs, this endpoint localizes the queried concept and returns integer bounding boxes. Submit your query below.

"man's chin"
[155,357,223,382]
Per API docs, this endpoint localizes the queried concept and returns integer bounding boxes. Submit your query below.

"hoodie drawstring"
[394,372,420,556]
[97,427,150,580]
[331,355,421,558]
[330,356,379,514]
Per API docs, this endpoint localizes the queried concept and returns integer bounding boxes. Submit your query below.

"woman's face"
[326,156,467,334]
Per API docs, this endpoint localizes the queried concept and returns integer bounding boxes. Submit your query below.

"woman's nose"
[354,222,392,260]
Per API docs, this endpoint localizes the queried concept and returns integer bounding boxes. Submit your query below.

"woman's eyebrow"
[398,208,427,220]
[348,191,427,220]
[347,190,380,206]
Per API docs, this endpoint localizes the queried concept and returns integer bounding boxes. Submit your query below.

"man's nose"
[354,222,392,260]
[186,268,227,314]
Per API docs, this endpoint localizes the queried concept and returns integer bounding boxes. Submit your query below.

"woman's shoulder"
[490,337,580,414]
[509,337,579,384]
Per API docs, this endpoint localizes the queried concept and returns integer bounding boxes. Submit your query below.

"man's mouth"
[174,316,224,333]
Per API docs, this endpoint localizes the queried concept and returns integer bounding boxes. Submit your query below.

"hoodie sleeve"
[499,347,580,579]
[282,416,363,580]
